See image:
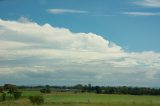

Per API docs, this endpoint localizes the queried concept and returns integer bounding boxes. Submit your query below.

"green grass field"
[1,90,160,106]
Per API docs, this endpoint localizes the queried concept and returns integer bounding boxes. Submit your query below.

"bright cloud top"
[0,18,160,86]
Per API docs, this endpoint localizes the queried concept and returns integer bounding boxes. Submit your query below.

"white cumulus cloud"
[0,18,160,86]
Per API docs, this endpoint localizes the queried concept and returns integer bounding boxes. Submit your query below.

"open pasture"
[1,90,160,106]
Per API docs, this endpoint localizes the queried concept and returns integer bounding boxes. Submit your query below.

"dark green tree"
[4,84,17,95]
[95,86,102,94]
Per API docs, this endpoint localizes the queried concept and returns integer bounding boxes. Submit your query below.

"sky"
[0,0,160,87]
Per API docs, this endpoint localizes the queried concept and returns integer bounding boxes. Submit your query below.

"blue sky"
[0,0,160,86]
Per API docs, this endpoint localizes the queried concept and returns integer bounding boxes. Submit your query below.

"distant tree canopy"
[40,85,51,93]
[1,84,160,96]
[4,84,18,94]
[1,84,22,100]
[77,84,160,95]
[73,84,83,90]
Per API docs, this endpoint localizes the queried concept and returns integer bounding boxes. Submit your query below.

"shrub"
[1,93,6,101]
[13,91,22,100]
[29,95,44,105]
[40,88,51,93]
[40,89,45,93]
[46,88,51,93]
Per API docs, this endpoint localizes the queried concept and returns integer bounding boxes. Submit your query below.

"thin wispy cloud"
[134,0,160,8]
[47,9,88,14]
[123,0,160,17]
[123,12,160,16]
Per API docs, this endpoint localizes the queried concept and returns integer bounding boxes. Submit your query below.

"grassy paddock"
[0,91,160,106]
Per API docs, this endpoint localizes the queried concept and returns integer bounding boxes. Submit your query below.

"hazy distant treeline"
[73,84,160,95]
[1,84,160,95]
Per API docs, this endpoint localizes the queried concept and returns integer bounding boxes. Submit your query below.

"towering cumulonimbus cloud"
[0,18,160,86]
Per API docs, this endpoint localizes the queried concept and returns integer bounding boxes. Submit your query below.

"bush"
[13,91,22,100]
[1,93,6,101]
[40,89,45,93]
[46,88,51,93]
[40,88,51,93]
[29,95,44,105]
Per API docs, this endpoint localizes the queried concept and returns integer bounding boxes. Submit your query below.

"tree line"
[1,84,160,96]
[73,84,160,95]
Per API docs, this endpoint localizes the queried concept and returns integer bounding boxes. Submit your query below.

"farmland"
[1,90,160,106]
